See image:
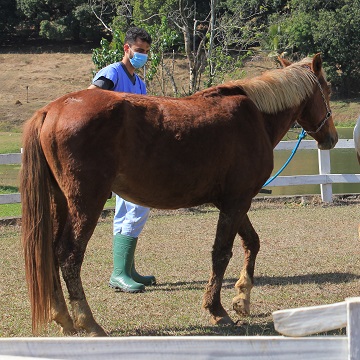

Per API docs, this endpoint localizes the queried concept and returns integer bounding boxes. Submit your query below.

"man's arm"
[88,76,114,90]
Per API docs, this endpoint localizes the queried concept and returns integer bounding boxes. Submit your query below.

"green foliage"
[92,30,125,71]
[1,0,359,96]
[262,0,360,95]
[91,17,179,85]
[314,3,360,95]
[135,17,180,82]
[16,0,105,41]
[0,0,18,43]
[204,45,248,88]
[263,11,315,54]
[39,19,72,41]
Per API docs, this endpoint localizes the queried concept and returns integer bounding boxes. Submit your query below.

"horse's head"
[279,54,338,150]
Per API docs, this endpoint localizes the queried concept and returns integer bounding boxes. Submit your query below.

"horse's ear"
[278,56,292,68]
[312,53,323,76]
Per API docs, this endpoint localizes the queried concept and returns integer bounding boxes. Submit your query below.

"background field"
[0,199,359,337]
[1,46,360,134]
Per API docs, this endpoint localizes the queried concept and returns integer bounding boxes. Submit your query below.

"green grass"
[0,198,115,219]
[0,203,21,218]
[0,132,22,154]
[330,98,360,127]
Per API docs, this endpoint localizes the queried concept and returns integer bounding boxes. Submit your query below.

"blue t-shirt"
[93,62,146,95]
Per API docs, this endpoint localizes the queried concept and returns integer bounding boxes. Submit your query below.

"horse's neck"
[264,110,298,149]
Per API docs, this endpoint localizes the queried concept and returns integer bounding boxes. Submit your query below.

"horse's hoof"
[89,326,108,337]
[232,296,250,316]
[90,330,108,337]
[210,314,234,326]
[61,326,78,336]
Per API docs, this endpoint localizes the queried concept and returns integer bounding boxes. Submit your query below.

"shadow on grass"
[107,319,345,337]
[146,280,207,292]
[146,272,359,292]
[107,321,276,337]
[254,272,360,286]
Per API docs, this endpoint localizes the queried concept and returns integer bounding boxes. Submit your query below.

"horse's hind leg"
[51,271,77,335]
[232,214,260,317]
[58,198,108,337]
[50,189,77,334]
[202,209,245,325]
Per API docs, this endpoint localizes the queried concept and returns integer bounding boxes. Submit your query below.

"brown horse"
[21,54,337,336]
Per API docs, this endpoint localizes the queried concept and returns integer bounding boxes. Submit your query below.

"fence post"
[347,297,360,360]
[318,149,332,202]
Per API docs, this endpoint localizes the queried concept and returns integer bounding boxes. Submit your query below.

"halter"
[303,69,332,135]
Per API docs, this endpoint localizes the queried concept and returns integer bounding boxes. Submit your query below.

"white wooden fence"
[269,139,360,202]
[1,139,359,205]
[0,297,358,359]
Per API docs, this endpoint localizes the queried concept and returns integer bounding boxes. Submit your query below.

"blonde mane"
[227,60,318,114]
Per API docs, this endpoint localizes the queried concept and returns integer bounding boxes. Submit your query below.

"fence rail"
[0,297,358,359]
[1,139,359,205]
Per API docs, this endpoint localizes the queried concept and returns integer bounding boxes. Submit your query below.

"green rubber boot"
[109,234,145,293]
[131,260,156,286]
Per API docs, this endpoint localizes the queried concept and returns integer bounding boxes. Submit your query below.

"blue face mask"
[129,51,148,69]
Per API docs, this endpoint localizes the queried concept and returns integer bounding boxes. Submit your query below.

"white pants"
[113,195,150,237]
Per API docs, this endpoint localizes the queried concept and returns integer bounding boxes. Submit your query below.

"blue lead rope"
[263,128,307,187]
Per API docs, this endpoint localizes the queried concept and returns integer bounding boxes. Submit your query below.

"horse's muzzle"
[317,132,338,150]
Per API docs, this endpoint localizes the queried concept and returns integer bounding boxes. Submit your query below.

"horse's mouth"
[317,134,338,150]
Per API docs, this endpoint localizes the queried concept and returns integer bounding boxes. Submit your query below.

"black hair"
[125,27,152,46]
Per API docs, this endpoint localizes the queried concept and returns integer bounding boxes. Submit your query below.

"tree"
[314,2,360,95]
[90,0,360,97]
[17,0,106,41]
[263,0,360,95]
[0,0,18,43]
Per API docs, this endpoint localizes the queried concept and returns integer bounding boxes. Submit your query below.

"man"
[88,27,156,293]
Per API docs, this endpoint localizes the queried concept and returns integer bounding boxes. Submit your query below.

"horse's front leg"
[202,209,245,325]
[232,214,260,317]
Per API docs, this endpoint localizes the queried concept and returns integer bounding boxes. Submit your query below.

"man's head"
[123,27,152,71]
[125,27,152,47]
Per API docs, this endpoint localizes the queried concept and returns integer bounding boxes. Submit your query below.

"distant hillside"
[1,48,358,132]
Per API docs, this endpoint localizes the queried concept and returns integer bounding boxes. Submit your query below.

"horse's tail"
[21,109,55,334]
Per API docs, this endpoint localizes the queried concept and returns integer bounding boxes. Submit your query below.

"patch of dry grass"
[1,50,359,132]
[0,199,359,337]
